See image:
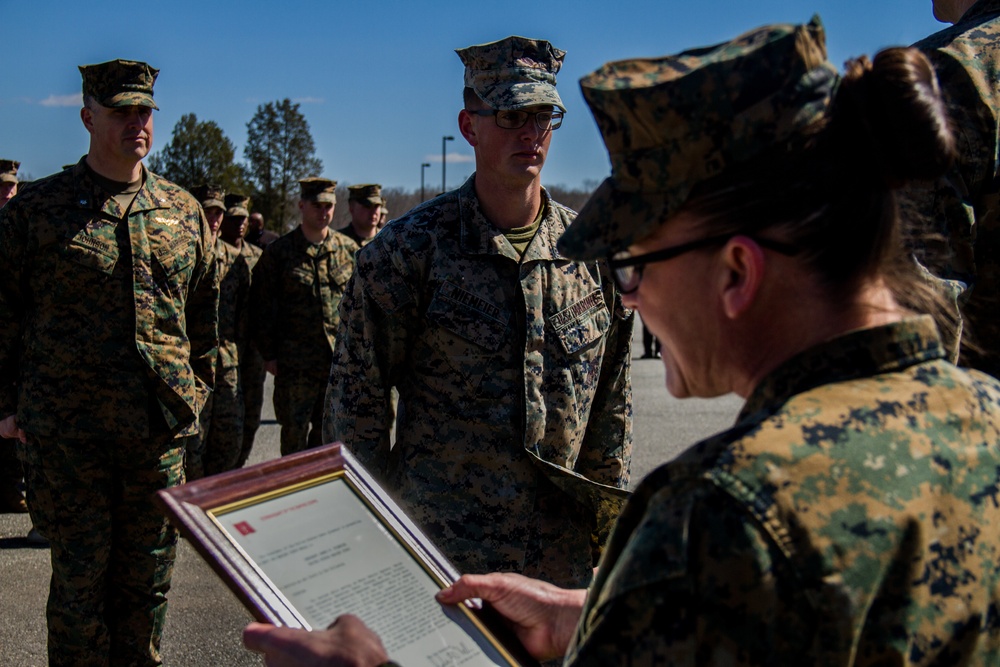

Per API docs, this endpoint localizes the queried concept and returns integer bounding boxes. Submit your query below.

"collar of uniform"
[457,174,568,261]
[71,161,167,216]
[130,165,172,214]
[739,315,946,420]
[291,224,337,257]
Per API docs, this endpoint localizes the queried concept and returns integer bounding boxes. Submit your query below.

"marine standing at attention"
[0,59,219,667]
[338,183,383,248]
[325,36,634,589]
[251,178,357,455]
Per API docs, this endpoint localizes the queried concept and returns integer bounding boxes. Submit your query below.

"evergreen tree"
[147,114,249,193]
[244,99,323,232]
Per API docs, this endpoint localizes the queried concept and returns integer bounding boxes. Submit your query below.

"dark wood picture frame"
[155,442,538,667]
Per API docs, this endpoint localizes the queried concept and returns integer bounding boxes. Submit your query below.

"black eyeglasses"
[608,233,799,294]
[468,108,564,131]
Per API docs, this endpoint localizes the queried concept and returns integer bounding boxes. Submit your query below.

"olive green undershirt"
[503,202,545,259]
[88,164,143,215]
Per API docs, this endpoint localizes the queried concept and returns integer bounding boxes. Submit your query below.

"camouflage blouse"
[249,225,357,374]
[0,160,219,439]
[568,316,1000,665]
[326,176,633,587]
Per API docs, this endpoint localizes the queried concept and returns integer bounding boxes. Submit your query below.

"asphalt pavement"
[0,324,743,665]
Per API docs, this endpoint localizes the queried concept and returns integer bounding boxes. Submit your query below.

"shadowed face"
[83,102,154,166]
[221,214,248,244]
[0,182,15,208]
[299,198,335,233]
[349,200,381,228]
[205,206,224,234]
[459,101,554,188]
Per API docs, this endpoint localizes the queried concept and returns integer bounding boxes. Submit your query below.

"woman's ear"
[719,235,767,320]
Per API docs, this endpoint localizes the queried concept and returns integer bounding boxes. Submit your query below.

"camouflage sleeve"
[249,248,279,362]
[0,203,25,417]
[235,253,251,350]
[186,208,220,410]
[574,262,634,489]
[324,230,418,482]
[568,487,811,666]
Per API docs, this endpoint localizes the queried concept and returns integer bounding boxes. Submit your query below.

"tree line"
[147,99,598,233]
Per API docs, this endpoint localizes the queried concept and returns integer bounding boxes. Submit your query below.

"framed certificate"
[156,442,538,667]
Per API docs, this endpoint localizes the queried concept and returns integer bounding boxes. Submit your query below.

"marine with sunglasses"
[324,35,634,589]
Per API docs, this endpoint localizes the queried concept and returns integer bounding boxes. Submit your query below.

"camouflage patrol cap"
[457,35,566,111]
[0,159,18,184]
[190,184,226,211]
[299,177,337,203]
[348,183,382,206]
[79,59,159,110]
[558,16,838,260]
[224,192,251,218]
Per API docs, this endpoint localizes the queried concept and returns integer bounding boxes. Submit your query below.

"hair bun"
[834,47,956,186]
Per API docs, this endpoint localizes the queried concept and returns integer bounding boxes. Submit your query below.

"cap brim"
[226,208,249,218]
[312,193,337,204]
[351,197,382,206]
[482,81,565,111]
[104,92,158,110]
[0,175,17,184]
[202,198,225,211]
[557,177,672,260]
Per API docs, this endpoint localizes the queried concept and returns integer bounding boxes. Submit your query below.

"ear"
[719,235,766,320]
[298,199,307,214]
[80,105,94,133]
[458,109,478,147]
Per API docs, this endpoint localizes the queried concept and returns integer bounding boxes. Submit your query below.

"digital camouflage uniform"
[192,237,250,478]
[251,224,357,456]
[238,240,265,466]
[900,0,1000,373]
[336,222,375,248]
[557,18,1000,666]
[567,318,1000,665]
[325,176,634,588]
[0,158,218,666]
[339,183,383,248]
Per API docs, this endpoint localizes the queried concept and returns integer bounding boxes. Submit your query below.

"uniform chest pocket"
[426,281,509,352]
[291,266,315,286]
[152,236,196,277]
[59,233,118,276]
[327,261,354,288]
[550,289,610,354]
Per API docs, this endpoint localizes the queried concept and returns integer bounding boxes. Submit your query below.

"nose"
[621,289,640,311]
[519,118,544,141]
[124,108,148,127]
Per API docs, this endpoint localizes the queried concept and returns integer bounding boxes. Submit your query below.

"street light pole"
[442,135,454,193]
[420,162,431,201]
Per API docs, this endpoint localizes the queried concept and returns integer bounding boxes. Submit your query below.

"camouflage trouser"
[238,343,267,467]
[273,366,326,456]
[186,393,212,481]
[201,364,244,477]
[19,433,186,667]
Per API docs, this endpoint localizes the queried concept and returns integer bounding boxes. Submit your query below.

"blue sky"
[3,0,944,193]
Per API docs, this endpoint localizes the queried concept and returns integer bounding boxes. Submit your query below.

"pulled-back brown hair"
[680,47,956,320]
